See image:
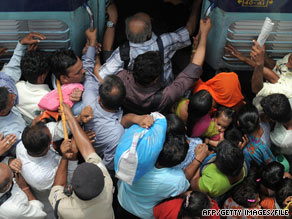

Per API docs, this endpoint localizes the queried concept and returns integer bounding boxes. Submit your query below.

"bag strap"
[156,35,164,62]
[119,41,130,70]
[200,154,216,176]
[119,36,164,71]
[54,199,61,219]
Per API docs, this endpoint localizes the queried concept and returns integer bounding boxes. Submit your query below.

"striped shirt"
[99,27,191,84]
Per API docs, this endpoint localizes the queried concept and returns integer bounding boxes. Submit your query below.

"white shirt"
[16,122,76,191]
[16,81,51,124]
[0,180,46,219]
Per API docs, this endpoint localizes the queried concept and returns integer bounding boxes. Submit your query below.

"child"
[276,178,292,215]
[258,162,292,210]
[237,104,275,166]
[192,106,234,147]
[224,174,263,219]
[153,191,220,219]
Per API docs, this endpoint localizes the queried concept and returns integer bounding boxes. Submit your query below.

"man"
[49,29,97,115]
[49,103,114,219]
[260,94,292,156]
[82,29,154,170]
[0,163,46,218]
[98,0,202,84]
[117,134,190,218]
[116,18,211,114]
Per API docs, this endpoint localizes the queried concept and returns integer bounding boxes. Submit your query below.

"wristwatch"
[106,20,116,28]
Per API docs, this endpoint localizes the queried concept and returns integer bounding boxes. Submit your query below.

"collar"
[96,101,122,119]
[129,32,157,48]
[25,81,51,90]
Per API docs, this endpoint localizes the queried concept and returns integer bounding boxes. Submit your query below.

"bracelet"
[194,158,202,164]
[22,187,30,191]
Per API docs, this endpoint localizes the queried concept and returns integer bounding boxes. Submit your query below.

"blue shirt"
[0,107,25,139]
[118,166,190,219]
[244,125,275,166]
[177,137,202,169]
[82,46,124,170]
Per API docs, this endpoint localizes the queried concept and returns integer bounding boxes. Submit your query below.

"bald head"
[125,12,152,43]
[0,163,12,193]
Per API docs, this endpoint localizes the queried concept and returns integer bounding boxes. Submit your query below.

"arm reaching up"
[192,18,212,67]
[250,40,265,94]
[62,103,95,160]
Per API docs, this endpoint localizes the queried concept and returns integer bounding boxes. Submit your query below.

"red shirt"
[153,198,220,219]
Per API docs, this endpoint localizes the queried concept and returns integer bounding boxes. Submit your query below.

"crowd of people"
[0,0,292,219]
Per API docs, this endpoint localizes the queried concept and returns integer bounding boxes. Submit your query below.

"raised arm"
[62,103,95,160]
[250,40,265,94]
[225,44,279,83]
[5,32,45,82]
[192,18,212,67]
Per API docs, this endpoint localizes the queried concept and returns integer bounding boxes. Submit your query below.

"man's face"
[62,57,85,84]
[0,93,15,117]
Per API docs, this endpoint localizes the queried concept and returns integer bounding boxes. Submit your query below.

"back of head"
[232,178,259,208]
[0,87,9,112]
[237,104,259,134]
[125,12,152,43]
[20,50,50,84]
[72,162,104,201]
[216,140,244,177]
[224,127,243,146]
[186,90,213,137]
[260,94,292,123]
[50,49,77,80]
[178,191,211,219]
[156,134,188,168]
[166,113,185,136]
[261,161,284,191]
[133,51,162,86]
[99,75,126,111]
[276,178,292,208]
[21,122,51,156]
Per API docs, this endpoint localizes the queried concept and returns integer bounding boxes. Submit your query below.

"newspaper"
[257,17,274,47]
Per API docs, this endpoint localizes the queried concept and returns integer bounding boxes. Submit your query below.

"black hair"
[156,134,188,168]
[276,178,292,208]
[261,161,284,191]
[177,191,211,219]
[21,122,51,155]
[215,106,235,120]
[20,50,50,84]
[166,113,185,136]
[50,49,77,79]
[237,104,260,134]
[133,51,163,86]
[99,75,126,111]
[260,94,292,123]
[232,179,259,208]
[0,87,9,112]
[186,90,213,137]
[224,127,244,147]
[216,140,244,177]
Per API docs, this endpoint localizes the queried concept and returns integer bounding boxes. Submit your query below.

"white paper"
[257,17,274,47]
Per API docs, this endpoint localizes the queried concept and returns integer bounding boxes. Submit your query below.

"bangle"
[22,187,30,191]
[194,158,202,164]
